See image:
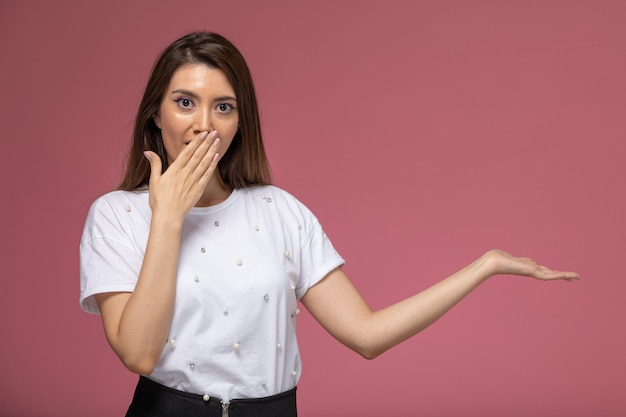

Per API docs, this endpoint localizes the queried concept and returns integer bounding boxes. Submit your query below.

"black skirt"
[125,376,297,417]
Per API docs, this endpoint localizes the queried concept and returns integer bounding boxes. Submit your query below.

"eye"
[175,98,193,109]
[216,103,235,114]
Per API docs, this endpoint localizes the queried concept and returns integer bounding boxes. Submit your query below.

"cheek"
[218,136,235,157]
[223,116,239,134]
[159,112,185,134]
[157,116,185,162]
[216,119,239,142]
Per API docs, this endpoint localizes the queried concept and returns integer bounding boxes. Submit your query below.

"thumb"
[143,151,162,184]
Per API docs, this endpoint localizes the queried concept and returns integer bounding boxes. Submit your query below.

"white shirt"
[80,185,344,401]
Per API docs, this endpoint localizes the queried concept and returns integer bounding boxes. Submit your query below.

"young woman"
[80,31,579,417]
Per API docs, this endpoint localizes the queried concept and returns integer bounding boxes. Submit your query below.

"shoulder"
[87,189,149,215]
[82,189,150,240]
[238,185,313,215]
[236,186,324,239]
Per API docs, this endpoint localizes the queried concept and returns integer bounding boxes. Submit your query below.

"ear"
[153,112,162,129]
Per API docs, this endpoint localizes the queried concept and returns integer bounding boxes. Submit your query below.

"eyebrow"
[171,89,237,102]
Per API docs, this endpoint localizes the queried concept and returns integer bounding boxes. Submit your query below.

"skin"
[96,63,580,375]
[153,63,239,207]
[301,250,578,359]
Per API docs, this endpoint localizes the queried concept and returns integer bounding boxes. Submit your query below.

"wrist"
[479,249,508,278]
[150,210,185,233]
[469,250,497,281]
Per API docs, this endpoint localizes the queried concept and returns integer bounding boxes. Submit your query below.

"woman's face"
[154,63,239,164]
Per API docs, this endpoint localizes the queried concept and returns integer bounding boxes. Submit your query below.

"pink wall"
[1,1,624,415]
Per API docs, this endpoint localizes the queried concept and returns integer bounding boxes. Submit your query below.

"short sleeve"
[79,195,144,314]
[289,198,345,300]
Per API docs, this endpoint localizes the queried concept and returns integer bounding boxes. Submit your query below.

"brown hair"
[119,31,271,190]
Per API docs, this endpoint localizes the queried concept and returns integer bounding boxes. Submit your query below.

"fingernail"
[200,131,209,139]
[209,130,218,139]
[214,138,221,147]
[143,151,152,161]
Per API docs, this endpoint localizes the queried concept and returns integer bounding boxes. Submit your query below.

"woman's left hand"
[484,249,580,281]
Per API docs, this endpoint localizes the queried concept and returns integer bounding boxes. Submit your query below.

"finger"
[190,138,221,186]
[183,131,219,174]
[169,131,211,170]
[196,152,221,188]
[143,151,162,186]
[563,271,581,280]
[538,269,581,281]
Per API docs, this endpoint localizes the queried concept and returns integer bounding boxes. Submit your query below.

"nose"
[193,106,213,133]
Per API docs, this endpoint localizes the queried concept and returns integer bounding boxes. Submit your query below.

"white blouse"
[80,185,345,401]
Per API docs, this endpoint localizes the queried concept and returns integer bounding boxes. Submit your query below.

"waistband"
[126,376,297,417]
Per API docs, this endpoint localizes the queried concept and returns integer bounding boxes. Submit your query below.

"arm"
[96,131,220,375]
[300,249,579,360]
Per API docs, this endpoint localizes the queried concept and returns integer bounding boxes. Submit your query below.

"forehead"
[167,63,235,96]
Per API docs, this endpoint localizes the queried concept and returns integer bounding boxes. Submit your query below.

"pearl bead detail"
[121,187,335,400]
[124,204,131,212]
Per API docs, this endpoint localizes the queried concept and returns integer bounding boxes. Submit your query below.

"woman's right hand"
[143,130,221,223]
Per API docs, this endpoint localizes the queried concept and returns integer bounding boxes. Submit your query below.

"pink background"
[1,1,624,416]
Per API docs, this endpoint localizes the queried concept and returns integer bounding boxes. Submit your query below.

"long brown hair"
[119,32,271,190]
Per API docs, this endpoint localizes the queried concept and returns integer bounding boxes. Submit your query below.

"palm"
[487,249,580,281]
